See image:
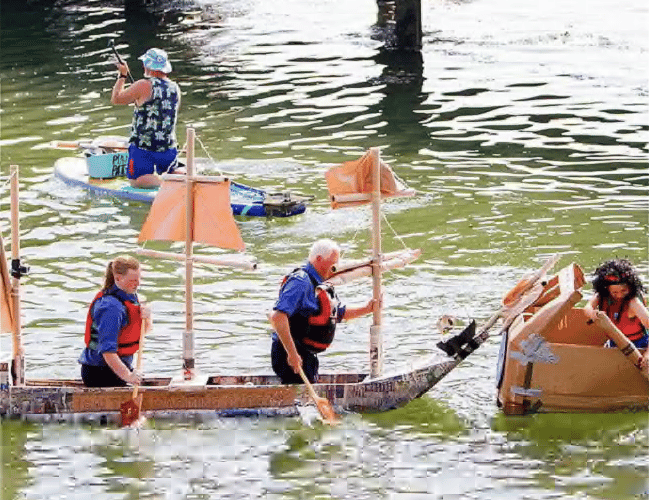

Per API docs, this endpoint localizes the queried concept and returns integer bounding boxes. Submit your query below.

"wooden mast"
[369,148,383,378]
[10,165,24,385]
[183,128,195,380]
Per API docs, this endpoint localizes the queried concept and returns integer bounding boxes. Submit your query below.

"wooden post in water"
[10,165,24,386]
[369,148,383,378]
[377,0,422,51]
[183,128,195,380]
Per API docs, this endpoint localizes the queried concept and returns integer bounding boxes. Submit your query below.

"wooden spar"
[136,249,256,271]
[331,189,416,205]
[369,148,382,378]
[10,165,24,386]
[184,128,196,380]
[332,249,418,274]
[327,249,421,287]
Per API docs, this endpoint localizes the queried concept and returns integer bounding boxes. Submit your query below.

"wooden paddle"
[108,40,135,84]
[120,320,146,427]
[298,366,340,425]
[594,311,649,381]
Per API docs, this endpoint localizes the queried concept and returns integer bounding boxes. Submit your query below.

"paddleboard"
[53,156,308,218]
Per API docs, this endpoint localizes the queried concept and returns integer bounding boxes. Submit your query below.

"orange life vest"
[599,296,647,342]
[84,289,142,356]
[280,269,340,353]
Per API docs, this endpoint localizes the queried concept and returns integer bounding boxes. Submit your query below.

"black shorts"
[81,363,128,387]
[271,336,319,384]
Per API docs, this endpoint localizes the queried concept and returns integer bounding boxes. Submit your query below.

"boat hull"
[0,360,459,420]
[53,156,307,218]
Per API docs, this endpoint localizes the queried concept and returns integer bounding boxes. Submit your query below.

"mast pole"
[183,128,195,380]
[369,148,383,377]
[10,165,24,385]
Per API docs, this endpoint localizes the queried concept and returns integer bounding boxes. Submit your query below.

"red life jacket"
[599,296,647,342]
[84,289,142,356]
[280,269,340,353]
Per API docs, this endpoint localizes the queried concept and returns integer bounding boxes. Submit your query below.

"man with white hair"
[269,239,376,384]
[111,47,181,188]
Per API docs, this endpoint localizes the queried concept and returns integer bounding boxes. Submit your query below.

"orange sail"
[325,149,408,209]
[0,236,14,334]
[138,176,245,251]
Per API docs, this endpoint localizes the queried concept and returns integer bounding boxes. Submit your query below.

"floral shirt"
[129,77,180,152]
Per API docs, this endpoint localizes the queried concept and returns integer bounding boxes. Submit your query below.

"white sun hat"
[139,48,172,73]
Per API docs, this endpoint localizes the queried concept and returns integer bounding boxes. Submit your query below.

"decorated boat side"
[2,132,545,422]
[497,263,649,415]
[51,137,310,218]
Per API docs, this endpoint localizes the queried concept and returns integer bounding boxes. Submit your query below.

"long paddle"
[108,40,135,84]
[120,319,146,427]
[298,366,340,425]
[594,312,649,381]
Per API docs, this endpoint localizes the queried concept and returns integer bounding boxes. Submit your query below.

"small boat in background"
[496,263,649,415]
[51,137,310,218]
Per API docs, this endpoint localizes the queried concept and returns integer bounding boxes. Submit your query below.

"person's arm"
[269,310,302,374]
[583,293,600,321]
[628,298,649,370]
[111,61,152,106]
[103,352,141,385]
[342,297,377,322]
[629,297,649,329]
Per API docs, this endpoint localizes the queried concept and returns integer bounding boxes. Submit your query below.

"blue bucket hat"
[139,48,172,73]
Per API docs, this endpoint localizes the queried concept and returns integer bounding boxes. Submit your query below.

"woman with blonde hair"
[78,256,150,387]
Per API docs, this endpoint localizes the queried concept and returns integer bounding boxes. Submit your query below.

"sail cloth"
[0,236,14,334]
[138,176,245,252]
[325,150,409,209]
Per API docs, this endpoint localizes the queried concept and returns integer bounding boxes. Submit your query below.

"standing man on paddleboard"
[111,48,181,189]
[79,256,151,387]
[269,239,376,384]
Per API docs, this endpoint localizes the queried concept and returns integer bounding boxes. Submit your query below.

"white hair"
[308,239,340,261]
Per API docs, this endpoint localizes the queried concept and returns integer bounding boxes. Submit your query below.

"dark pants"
[271,336,319,384]
[81,364,128,387]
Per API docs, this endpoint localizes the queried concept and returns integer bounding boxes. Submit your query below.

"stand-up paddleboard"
[53,156,309,218]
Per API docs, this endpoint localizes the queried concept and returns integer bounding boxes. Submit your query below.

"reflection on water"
[1,0,648,498]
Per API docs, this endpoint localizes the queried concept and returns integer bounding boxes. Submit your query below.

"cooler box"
[86,151,128,179]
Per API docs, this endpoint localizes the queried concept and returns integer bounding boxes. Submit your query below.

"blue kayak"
[53,156,309,217]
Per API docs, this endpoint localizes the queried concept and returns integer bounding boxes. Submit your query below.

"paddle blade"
[120,394,143,427]
[314,395,340,424]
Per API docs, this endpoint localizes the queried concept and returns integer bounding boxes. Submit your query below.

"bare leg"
[129,174,160,189]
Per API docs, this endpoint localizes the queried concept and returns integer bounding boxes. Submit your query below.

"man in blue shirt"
[269,239,376,384]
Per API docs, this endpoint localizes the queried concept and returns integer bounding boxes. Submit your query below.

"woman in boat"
[584,258,649,369]
[78,256,150,387]
[269,239,376,384]
[111,48,181,189]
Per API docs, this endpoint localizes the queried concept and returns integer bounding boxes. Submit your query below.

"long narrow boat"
[51,139,310,217]
[1,136,544,422]
[496,262,649,415]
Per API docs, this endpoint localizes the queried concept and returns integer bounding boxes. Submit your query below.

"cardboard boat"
[496,263,649,415]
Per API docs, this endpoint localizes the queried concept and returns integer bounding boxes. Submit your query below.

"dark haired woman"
[584,258,649,369]
[78,256,150,387]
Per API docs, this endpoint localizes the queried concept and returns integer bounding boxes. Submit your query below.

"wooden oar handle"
[595,312,649,380]
[298,366,320,401]
[131,318,147,398]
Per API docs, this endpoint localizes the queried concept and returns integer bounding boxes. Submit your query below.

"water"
[1,0,648,498]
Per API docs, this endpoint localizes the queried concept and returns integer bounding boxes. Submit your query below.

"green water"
[1,0,647,498]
